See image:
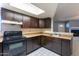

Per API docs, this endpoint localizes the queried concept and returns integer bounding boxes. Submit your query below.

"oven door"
[3,40,26,56]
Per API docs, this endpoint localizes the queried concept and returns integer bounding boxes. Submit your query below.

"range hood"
[1,20,22,25]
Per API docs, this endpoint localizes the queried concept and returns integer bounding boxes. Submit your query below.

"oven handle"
[3,39,25,44]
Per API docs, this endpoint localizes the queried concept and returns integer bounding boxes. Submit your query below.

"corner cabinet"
[38,17,51,28]
[44,37,61,55]
[39,19,45,28]
[44,18,51,28]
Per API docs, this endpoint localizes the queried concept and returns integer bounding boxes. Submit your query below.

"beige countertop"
[22,31,73,40]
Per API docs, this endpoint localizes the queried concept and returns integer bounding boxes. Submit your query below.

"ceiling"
[2,3,79,21]
[2,3,58,18]
[32,3,58,18]
[54,3,79,21]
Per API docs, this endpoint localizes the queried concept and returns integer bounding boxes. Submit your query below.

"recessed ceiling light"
[9,3,45,15]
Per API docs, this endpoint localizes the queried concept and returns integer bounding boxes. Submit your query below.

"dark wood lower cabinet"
[32,36,41,51]
[51,38,61,55]
[26,36,72,56]
[44,37,61,55]
[61,40,72,56]
[44,37,72,56]
[40,36,49,46]
[26,37,41,54]
[0,43,2,56]
[26,38,33,54]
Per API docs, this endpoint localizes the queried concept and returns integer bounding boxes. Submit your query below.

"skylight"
[9,3,45,15]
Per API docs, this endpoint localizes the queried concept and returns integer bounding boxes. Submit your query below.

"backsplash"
[1,24,21,33]
[21,28,51,34]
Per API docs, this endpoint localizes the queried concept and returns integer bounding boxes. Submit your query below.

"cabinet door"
[61,40,72,56]
[14,13,22,22]
[1,9,14,20]
[51,38,61,55]
[26,39,33,54]
[22,16,31,28]
[44,37,53,50]
[44,18,51,28]
[44,37,61,55]
[39,19,45,28]
[0,43,2,56]
[30,17,39,28]
[32,37,41,51]
[40,36,49,46]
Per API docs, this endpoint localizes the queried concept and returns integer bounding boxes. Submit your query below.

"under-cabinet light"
[1,20,22,25]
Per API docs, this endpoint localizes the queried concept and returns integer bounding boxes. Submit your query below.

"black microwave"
[71,30,79,36]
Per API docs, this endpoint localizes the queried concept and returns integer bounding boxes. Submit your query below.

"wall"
[0,7,1,32]
[51,18,53,32]
[1,24,21,33]
[53,21,58,32]
[21,28,51,34]
[53,20,67,32]
[70,20,79,28]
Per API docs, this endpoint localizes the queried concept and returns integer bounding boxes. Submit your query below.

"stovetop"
[3,31,26,43]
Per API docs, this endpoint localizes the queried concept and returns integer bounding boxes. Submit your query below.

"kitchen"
[0,3,79,56]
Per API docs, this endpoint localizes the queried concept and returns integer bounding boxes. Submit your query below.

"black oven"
[3,31,26,56]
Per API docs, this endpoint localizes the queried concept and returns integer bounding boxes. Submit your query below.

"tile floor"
[27,47,60,56]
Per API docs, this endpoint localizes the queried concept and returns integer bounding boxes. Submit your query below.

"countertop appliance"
[3,31,26,56]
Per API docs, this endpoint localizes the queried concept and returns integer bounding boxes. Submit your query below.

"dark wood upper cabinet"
[1,8,23,22]
[1,8,51,28]
[39,19,45,28]
[38,17,51,28]
[30,17,39,28]
[22,16,31,28]
[1,9,14,21]
[14,13,23,22]
[44,18,51,28]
